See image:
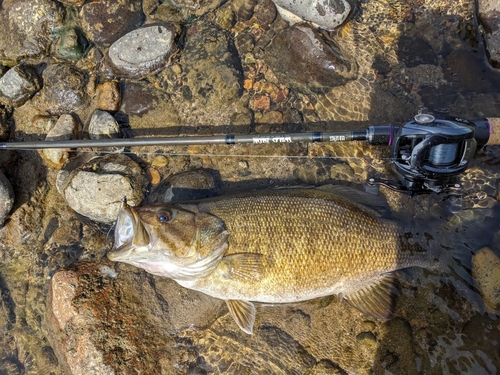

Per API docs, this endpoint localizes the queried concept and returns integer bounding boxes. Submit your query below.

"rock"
[58,0,86,5]
[148,170,217,203]
[37,64,89,115]
[107,24,177,78]
[263,25,357,93]
[0,0,65,65]
[80,0,145,48]
[151,155,169,168]
[472,247,500,312]
[273,0,353,31]
[0,64,42,107]
[478,0,500,67]
[88,110,120,139]
[0,104,12,140]
[97,81,120,112]
[59,154,147,223]
[163,0,224,18]
[0,170,14,226]
[120,82,164,117]
[52,27,90,61]
[40,114,80,169]
[181,22,243,109]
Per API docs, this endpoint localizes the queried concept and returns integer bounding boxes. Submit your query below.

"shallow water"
[1,0,500,374]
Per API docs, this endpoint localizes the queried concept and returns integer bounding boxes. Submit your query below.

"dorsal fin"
[343,274,399,319]
[226,300,256,334]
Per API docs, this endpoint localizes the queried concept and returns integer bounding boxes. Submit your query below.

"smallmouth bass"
[107,185,442,334]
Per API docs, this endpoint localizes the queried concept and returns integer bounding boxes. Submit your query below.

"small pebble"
[148,168,161,185]
[88,110,120,139]
[97,81,120,112]
[238,160,249,169]
[151,155,169,168]
[253,95,271,111]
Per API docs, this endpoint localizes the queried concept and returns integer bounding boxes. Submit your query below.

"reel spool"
[389,114,477,193]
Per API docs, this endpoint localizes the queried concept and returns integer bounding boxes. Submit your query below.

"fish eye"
[157,211,172,223]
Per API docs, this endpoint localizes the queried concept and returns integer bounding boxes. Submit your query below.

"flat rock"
[36,64,89,115]
[58,154,147,223]
[0,64,42,107]
[80,0,145,48]
[472,247,500,312]
[273,0,353,30]
[88,110,120,139]
[107,24,177,78]
[263,25,357,93]
[0,170,14,226]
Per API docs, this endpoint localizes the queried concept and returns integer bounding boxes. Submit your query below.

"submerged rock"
[37,64,89,115]
[0,170,14,226]
[472,247,500,312]
[52,27,90,61]
[0,64,42,107]
[40,114,80,169]
[263,25,357,93]
[0,104,12,140]
[107,24,177,78]
[273,0,353,30]
[0,0,65,65]
[81,0,145,48]
[97,81,120,112]
[58,154,147,223]
[478,0,500,67]
[88,110,120,139]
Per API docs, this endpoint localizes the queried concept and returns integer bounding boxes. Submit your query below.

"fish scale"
[108,186,438,333]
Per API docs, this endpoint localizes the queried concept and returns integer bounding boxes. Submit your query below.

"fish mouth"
[107,199,149,261]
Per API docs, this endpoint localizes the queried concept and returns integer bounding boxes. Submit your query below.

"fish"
[107,185,445,334]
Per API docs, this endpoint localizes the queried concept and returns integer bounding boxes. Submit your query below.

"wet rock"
[52,27,90,61]
[0,0,65,65]
[37,64,89,115]
[58,154,147,223]
[81,0,145,48]
[472,247,500,312]
[478,0,500,67]
[58,0,86,5]
[120,82,164,117]
[148,170,217,203]
[0,64,42,107]
[0,104,12,140]
[0,170,14,226]
[397,36,437,68]
[166,0,225,17]
[263,25,357,93]
[88,110,120,139]
[151,155,169,168]
[106,24,177,78]
[273,0,353,30]
[40,114,80,169]
[181,22,243,108]
[97,81,120,112]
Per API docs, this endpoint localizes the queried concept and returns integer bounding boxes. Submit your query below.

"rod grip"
[486,117,500,146]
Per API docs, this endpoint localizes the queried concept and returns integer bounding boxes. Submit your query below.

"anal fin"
[343,274,399,319]
[226,300,256,334]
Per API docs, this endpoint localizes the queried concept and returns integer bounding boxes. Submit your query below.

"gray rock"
[40,114,80,169]
[273,0,353,30]
[0,0,65,65]
[59,154,147,223]
[478,0,500,67]
[107,24,177,78]
[148,170,217,203]
[0,64,42,107]
[80,0,145,48]
[37,64,89,115]
[263,25,357,93]
[0,170,14,226]
[88,110,120,139]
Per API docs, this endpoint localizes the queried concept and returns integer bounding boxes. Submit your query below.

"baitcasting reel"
[367,114,492,194]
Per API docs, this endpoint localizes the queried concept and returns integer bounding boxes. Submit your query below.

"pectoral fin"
[226,299,256,334]
[343,274,399,319]
[220,253,266,281]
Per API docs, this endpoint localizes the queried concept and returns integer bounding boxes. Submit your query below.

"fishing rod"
[1,114,499,194]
